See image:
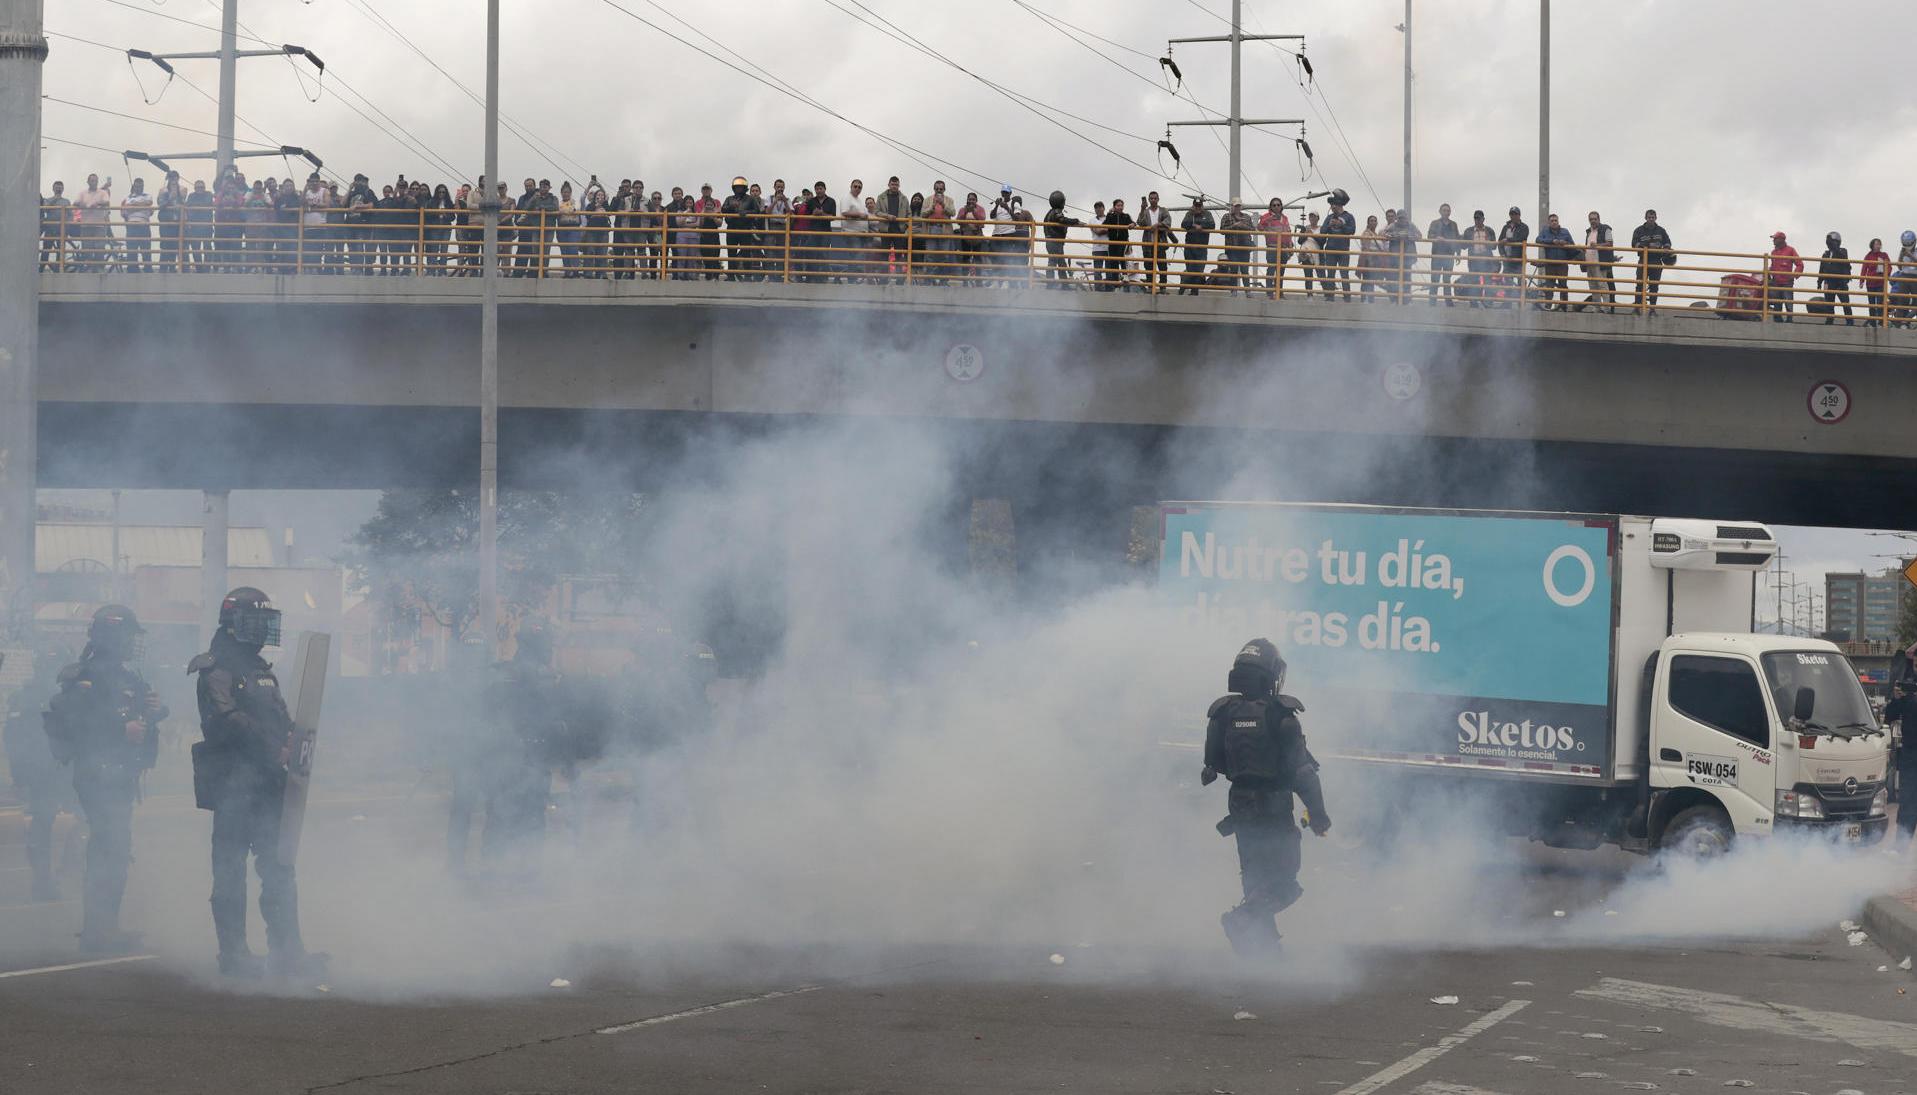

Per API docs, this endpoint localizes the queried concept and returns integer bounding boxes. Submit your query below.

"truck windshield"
[1759,651,1878,737]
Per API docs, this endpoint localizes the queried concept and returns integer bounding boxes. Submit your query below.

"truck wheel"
[1661,805,1733,858]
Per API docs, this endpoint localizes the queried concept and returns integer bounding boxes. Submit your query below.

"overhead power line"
[591,0,1081,211]
[821,0,1188,191]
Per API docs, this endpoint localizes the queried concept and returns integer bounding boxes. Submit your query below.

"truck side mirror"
[1792,686,1816,722]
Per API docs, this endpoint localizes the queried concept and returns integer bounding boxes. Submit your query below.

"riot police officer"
[5,642,75,902]
[481,618,567,869]
[189,587,324,978]
[1202,638,1330,955]
[43,606,164,952]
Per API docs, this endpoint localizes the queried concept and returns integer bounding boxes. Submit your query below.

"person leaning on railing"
[121,179,153,274]
[1629,209,1672,311]
[1892,230,1917,329]
[39,180,69,271]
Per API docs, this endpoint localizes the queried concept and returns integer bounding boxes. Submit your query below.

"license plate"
[1846,824,1864,841]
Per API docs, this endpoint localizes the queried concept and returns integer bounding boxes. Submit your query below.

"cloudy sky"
[31,0,1917,628]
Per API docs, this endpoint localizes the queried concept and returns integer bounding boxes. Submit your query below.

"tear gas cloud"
[8,306,1894,999]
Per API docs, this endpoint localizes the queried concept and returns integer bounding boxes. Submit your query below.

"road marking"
[1576,978,1917,1059]
[1332,1000,1531,1095]
[0,954,156,980]
[1415,1085,1513,1095]
[594,985,823,1035]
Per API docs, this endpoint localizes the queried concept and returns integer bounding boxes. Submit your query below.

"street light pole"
[0,0,45,630]
[478,0,500,658]
[1402,0,1413,218]
[216,0,237,179]
[1538,0,1550,220]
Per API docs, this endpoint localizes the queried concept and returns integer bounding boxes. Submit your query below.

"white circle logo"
[944,344,985,382]
[1543,545,1596,608]
[1383,362,1422,400]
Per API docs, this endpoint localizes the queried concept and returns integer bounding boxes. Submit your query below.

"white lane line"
[0,954,156,980]
[594,984,823,1035]
[1415,1084,1514,1095]
[1333,1000,1531,1095]
[1576,977,1917,1059]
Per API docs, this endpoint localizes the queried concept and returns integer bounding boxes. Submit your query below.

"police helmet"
[514,618,554,664]
[1231,637,1287,694]
[1049,189,1066,210]
[88,603,145,661]
[731,175,748,190]
[1904,230,1915,247]
[219,586,282,648]
[1327,188,1350,207]
[1827,231,1842,247]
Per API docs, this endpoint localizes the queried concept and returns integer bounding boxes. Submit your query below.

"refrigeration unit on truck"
[1158,503,1893,854]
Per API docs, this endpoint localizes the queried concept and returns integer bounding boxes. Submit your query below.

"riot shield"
[277,631,331,866]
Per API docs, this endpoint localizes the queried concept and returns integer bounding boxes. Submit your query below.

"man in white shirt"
[75,173,114,270]
[121,178,154,273]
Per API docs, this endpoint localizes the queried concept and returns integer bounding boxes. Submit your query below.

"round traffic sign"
[1382,362,1422,401]
[944,343,985,382]
[1807,379,1850,424]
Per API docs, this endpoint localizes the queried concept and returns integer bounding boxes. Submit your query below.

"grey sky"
[32,0,1917,610]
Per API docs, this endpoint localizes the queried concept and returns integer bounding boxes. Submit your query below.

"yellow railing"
[35,205,1912,326]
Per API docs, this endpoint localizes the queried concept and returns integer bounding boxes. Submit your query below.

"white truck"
[1159,502,1893,854]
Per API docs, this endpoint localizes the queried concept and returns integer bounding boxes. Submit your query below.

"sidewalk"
[1862,880,1917,968]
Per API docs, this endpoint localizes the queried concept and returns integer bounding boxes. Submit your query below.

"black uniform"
[45,645,164,948]
[4,649,72,901]
[481,650,568,865]
[1885,690,1917,840]
[719,184,764,280]
[190,630,308,970]
[1202,640,1329,954]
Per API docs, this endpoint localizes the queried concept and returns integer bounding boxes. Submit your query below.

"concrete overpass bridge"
[35,272,1917,529]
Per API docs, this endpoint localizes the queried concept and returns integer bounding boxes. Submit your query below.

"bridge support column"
[200,489,229,646]
[0,0,45,632]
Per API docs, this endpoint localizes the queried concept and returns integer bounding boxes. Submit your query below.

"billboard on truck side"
[1159,503,1618,780]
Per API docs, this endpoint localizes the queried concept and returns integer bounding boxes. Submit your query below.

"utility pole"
[1167,0,1305,201]
[1538,0,1550,220]
[0,0,45,634]
[1401,0,1413,217]
[126,1,323,182]
[479,0,500,658]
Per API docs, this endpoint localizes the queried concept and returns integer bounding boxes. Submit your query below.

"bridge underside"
[38,402,1917,531]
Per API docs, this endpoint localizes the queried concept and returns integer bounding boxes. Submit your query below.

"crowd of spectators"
[37,166,1917,324]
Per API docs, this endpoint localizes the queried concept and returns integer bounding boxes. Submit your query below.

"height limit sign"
[1808,380,1850,424]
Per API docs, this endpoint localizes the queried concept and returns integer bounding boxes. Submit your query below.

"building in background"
[1824,565,1911,643]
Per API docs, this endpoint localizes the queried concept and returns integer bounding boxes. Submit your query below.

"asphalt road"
[4,794,1915,1095]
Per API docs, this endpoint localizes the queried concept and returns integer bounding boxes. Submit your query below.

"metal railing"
[35,205,1915,326]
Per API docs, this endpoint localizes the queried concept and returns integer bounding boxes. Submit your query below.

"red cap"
[1772,231,1787,239]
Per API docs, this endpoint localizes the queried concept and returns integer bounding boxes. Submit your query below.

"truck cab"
[1646,634,1891,851]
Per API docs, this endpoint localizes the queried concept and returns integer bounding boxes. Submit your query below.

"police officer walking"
[482,618,567,872]
[5,642,76,902]
[1201,639,1330,954]
[1885,678,1917,850]
[44,606,165,952]
[189,587,324,978]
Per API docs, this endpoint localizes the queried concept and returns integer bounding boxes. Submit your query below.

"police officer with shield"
[44,606,165,953]
[189,587,325,978]
[1202,638,1330,954]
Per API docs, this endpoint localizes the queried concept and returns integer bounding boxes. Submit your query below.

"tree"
[343,488,649,648]
[1898,576,1917,649]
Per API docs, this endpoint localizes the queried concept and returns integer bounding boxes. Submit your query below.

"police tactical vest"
[1212,695,1283,783]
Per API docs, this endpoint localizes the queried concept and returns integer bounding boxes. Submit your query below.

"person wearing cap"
[1765,231,1802,322]
[1496,206,1528,306]
[1319,190,1356,300]
[1258,198,1291,296]
[719,176,763,281]
[1219,198,1258,295]
[1629,209,1673,311]
[990,185,1021,281]
[1180,196,1215,294]
[1817,232,1854,325]
[1463,209,1497,305]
